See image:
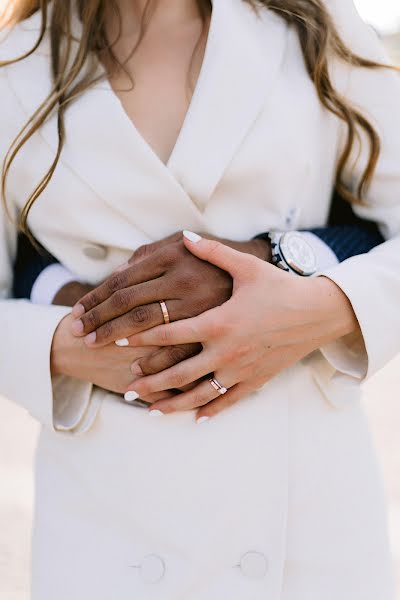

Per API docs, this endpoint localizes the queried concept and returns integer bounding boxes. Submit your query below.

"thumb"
[182,230,253,277]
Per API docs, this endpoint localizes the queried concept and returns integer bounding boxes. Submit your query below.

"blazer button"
[239,551,269,579]
[83,244,108,260]
[139,554,166,584]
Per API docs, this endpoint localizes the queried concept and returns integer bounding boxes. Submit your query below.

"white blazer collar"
[4,1,289,234]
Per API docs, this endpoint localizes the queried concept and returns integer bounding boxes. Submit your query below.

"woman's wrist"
[309,275,360,343]
[51,314,80,377]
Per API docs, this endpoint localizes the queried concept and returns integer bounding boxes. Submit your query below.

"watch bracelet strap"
[253,232,291,272]
[267,231,291,272]
[254,231,292,271]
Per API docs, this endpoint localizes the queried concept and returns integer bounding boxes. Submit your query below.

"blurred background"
[355,0,400,61]
[0,1,400,599]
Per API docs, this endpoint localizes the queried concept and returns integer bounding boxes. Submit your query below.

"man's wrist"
[53,281,94,307]
[219,238,272,262]
[248,238,272,261]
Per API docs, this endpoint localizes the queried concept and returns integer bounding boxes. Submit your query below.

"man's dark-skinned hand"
[55,232,270,377]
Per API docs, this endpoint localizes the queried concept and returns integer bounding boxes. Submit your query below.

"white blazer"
[0,1,399,598]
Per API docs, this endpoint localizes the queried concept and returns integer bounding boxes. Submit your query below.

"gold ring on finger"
[209,377,228,395]
[159,300,170,325]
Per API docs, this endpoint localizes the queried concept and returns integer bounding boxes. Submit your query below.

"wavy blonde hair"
[0,0,395,234]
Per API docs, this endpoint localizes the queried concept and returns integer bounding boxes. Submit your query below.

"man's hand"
[67,232,270,377]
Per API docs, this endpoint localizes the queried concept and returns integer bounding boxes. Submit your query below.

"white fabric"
[0,1,398,598]
[302,231,339,271]
[31,263,79,305]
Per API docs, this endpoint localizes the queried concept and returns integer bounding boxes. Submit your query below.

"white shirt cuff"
[301,232,339,271]
[30,264,80,305]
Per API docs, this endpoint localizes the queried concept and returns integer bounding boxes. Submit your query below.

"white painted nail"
[124,391,139,403]
[196,416,210,424]
[115,338,129,347]
[149,409,164,417]
[183,230,202,243]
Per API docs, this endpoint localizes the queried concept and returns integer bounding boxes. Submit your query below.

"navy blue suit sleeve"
[306,191,384,261]
[305,224,383,262]
[12,233,59,299]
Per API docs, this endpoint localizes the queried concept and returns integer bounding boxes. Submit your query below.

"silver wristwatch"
[268,231,317,276]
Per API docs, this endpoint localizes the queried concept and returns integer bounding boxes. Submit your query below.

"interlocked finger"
[85,300,180,347]
[73,279,168,337]
[125,352,216,397]
[146,373,233,415]
[72,260,166,317]
[133,343,202,376]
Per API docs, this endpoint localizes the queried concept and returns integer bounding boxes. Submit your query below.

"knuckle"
[205,317,228,338]
[170,370,187,389]
[129,305,151,326]
[176,271,197,293]
[139,359,159,376]
[106,273,127,294]
[133,243,151,260]
[83,291,99,310]
[219,320,233,337]
[188,391,204,407]
[233,344,251,360]
[84,310,99,330]
[157,327,172,345]
[160,245,180,268]
[206,240,222,259]
[166,345,191,365]
[111,289,131,311]
[136,381,150,396]
[98,320,114,341]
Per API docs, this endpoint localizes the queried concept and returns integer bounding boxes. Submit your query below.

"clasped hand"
[68,231,358,420]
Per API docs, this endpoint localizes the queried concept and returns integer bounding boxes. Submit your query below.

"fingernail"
[196,416,209,424]
[72,303,85,318]
[115,338,129,347]
[124,391,139,403]
[149,409,164,417]
[183,230,202,243]
[84,331,97,345]
[71,319,84,335]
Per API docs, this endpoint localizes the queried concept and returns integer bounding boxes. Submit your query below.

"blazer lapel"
[167,0,290,210]
[4,1,289,232]
[4,14,205,240]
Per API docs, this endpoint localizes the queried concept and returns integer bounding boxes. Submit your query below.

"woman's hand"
[68,231,270,377]
[121,232,359,421]
[51,313,175,402]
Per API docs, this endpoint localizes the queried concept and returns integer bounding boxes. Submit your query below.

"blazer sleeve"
[0,70,95,434]
[317,0,400,382]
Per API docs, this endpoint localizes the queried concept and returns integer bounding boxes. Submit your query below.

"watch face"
[279,232,317,276]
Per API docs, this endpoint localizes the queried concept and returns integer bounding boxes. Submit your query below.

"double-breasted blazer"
[1,1,399,598]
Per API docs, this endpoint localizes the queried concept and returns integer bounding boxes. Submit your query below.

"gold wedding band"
[209,377,228,395]
[159,301,170,325]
